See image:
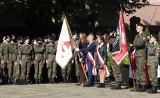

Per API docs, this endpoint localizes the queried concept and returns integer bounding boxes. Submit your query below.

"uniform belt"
[148,54,155,56]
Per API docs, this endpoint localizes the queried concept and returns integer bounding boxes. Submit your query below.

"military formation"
[0,23,159,94]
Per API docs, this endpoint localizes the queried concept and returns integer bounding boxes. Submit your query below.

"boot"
[62,77,67,83]
[140,85,147,92]
[97,83,105,88]
[16,79,20,85]
[147,86,157,93]
[20,79,24,85]
[110,81,121,90]
[76,76,80,83]
[35,79,39,84]
[8,78,12,85]
[130,84,142,92]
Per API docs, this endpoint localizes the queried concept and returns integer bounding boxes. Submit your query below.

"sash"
[87,52,97,75]
[96,47,110,77]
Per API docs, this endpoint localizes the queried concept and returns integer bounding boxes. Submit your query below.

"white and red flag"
[112,11,128,65]
[56,18,73,69]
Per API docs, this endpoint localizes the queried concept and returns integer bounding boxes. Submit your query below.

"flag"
[112,11,128,65]
[56,18,73,69]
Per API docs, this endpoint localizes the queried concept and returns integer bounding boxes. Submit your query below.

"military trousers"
[135,56,146,85]
[61,62,72,78]
[112,59,122,82]
[47,59,57,79]
[21,61,31,80]
[34,60,43,79]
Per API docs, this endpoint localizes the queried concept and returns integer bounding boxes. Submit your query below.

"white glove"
[75,48,79,51]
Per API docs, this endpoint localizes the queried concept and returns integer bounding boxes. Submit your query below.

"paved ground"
[0,83,159,98]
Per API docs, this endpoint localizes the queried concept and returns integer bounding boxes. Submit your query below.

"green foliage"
[144,27,150,36]
[107,52,113,73]
[122,54,130,65]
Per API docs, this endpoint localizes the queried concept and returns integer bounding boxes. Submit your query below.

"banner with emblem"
[112,11,128,65]
[56,18,73,69]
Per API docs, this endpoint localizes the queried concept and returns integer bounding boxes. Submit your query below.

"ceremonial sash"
[96,47,110,77]
[87,52,97,75]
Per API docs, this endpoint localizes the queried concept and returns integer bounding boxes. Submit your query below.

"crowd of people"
[0,23,159,94]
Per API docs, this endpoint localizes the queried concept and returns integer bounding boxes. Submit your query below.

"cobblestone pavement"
[0,83,159,98]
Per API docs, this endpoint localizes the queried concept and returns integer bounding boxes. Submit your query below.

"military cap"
[136,23,144,27]
[36,37,42,41]
[43,35,49,40]
[24,36,30,41]
[17,36,23,41]
[50,35,56,41]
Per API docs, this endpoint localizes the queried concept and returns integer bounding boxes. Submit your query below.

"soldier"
[0,36,10,83]
[130,23,148,92]
[8,35,18,84]
[109,31,123,90]
[16,36,23,84]
[61,60,72,83]
[46,35,57,83]
[146,34,159,93]
[33,37,45,84]
[19,36,33,84]
[72,31,80,83]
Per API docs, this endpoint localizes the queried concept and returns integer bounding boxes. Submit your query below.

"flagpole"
[64,16,88,81]
[120,4,136,91]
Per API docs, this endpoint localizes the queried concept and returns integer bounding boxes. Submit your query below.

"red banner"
[112,11,128,65]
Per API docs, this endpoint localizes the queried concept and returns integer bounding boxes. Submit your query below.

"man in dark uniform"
[130,23,148,92]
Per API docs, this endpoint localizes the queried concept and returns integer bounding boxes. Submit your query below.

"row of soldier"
[0,23,159,94]
[0,35,59,85]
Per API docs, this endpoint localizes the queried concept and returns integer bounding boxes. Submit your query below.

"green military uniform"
[147,42,159,86]
[0,42,9,78]
[19,44,33,83]
[8,42,18,83]
[46,42,57,82]
[61,60,72,83]
[33,43,45,82]
[16,43,23,83]
[132,32,147,88]
[108,36,123,89]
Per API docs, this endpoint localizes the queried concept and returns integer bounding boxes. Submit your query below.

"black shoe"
[83,83,92,87]
[140,85,147,92]
[97,83,105,88]
[49,78,54,84]
[16,79,20,85]
[110,81,121,90]
[62,77,67,83]
[147,86,157,94]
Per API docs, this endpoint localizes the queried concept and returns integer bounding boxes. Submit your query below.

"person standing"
[8,35,18,84]
[96,35,107,88]
[0,36,10,83]
[109,31,123,90]
[16,36,23,84]
[146,34,159,93]
[75,32,88,86]
[33,37,45,84]
[76,33,96,87]
[46,35,57,83]
[130,23,148,92]
[19,36,33,84]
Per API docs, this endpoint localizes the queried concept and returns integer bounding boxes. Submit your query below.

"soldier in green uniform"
[61,60,72,83]
[108,31,123,90]
[16,36,23,84]
[8,35,18,84]
[46,35,57,83]
[72,32,80,83]
[0,36,10,83]
[146,34,159,93]
[19,36,33,84]
[130,23,148,92]
[33,37,45,84]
